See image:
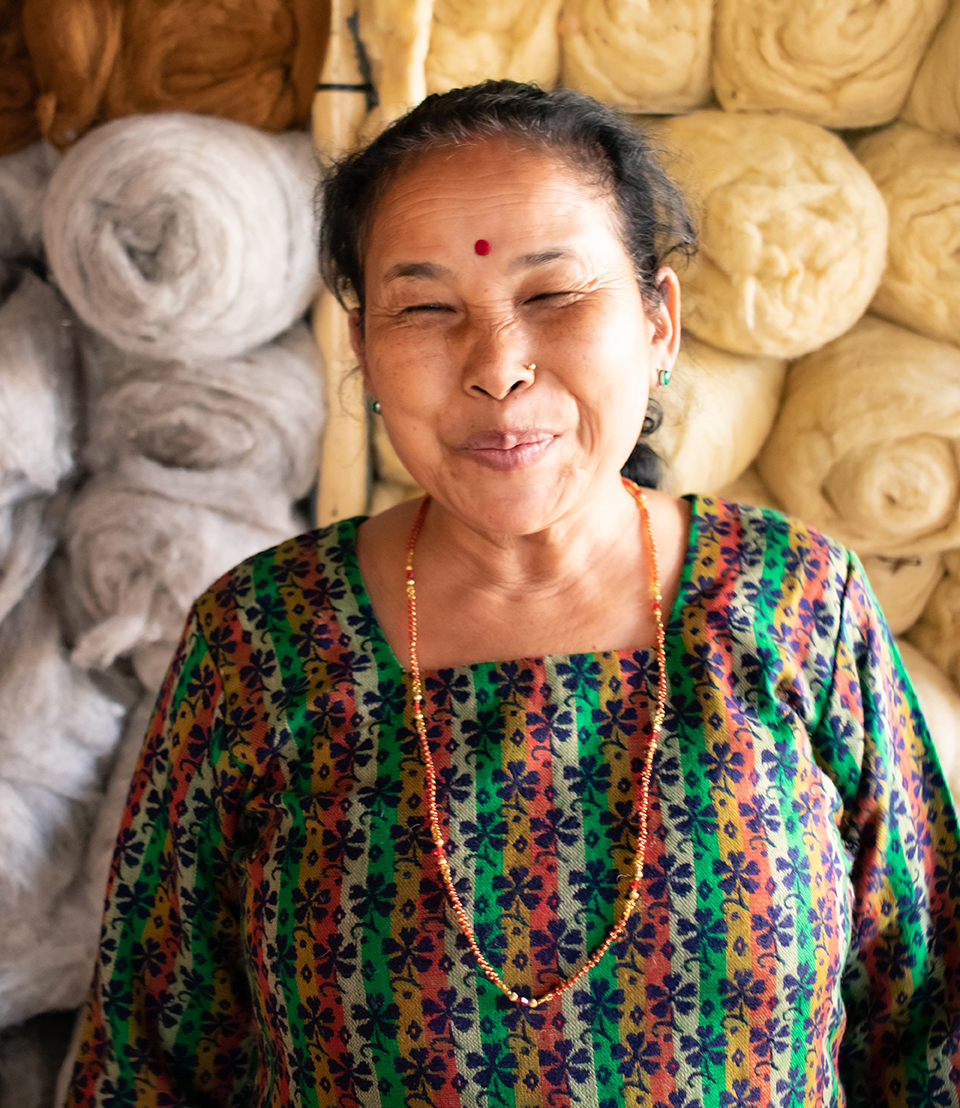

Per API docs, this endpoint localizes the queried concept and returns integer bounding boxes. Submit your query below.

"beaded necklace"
[404,486,667,1008]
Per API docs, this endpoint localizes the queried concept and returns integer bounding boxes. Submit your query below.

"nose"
[461,323,536,400]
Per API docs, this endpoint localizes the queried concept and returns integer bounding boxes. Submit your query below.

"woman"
[65,82,960,1107]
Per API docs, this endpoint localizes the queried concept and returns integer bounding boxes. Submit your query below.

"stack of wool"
[0,0,330,155]
[311,0,960,789]
[0,111,325,1040]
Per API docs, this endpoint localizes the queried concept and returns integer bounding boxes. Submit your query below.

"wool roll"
[856,123,960,348]
[43,113,320,361]
[559,0,712,113]
[0,0,39,155]
[0,270,77,510]
[647,334,786,496]
[896,639,960,805]
[22,0,328,149]
[64,472,298,672]
[0,580,124,1014]
[715,465,783,512]
[656,111,887,359]
[907,551,960,691]
[427,0,561,95]
[356,0,433,132]
[0,141,58,260]
[712,0,947,128]
[103,0,329,132]
[904,0,960,139]
[757,316,960,557]
[861,553,945,636]
[0,494,60,626]
[83,322,324,501]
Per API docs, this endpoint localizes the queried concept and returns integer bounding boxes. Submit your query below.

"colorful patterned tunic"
[65,495,960,1108]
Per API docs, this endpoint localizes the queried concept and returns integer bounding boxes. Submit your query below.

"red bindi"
[474,239,491,256]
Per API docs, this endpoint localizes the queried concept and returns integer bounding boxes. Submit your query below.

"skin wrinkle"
[351,138,689,669]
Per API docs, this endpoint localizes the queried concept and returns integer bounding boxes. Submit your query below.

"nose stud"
[524,363,536,371]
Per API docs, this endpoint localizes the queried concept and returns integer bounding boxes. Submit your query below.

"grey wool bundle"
[0,141,60,262]
[63,471,300,682]
[0,578,125,1028]
[42,112,321,362]
[82,321,325,502]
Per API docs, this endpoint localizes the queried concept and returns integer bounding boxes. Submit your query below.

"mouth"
[459,429,557,471]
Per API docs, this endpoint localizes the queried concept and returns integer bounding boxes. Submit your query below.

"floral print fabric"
[66,495,960,1107]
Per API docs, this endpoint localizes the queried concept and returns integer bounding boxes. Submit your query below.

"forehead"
[363,138,620,265]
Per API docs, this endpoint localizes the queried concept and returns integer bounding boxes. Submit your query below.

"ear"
[649,266,682,382]
[348,308,373,395]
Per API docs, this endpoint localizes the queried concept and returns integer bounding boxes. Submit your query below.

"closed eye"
[525,291,578,304]
[402,302,453,313]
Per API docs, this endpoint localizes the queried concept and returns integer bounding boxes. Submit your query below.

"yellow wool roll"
[657,111,888,358]
[559,0,712,113]
[426,0,561,96]
[757,316,960,556]
[713,0,947,128]
[904,0,960,139]
[356,0,433,134]
[648,334,786,496]
[856,122,960,347]
[907,551,960,691]
[861,553,945,636]
[715,465,783,512]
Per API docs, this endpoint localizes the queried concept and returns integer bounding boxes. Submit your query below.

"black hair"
[318,80,696,486]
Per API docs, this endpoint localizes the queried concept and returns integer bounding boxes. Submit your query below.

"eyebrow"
[508,249,571,272]
[383,261,454,282]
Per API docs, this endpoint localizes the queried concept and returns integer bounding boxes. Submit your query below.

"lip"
[459,429,557,471]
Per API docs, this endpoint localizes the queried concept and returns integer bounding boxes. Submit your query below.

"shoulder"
[191,516,367,641]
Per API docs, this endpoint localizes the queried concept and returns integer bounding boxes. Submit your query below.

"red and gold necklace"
[404,485,667,1008]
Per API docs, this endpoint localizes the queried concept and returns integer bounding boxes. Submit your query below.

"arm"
[817,555,960,1106]
[64,607,255,1108]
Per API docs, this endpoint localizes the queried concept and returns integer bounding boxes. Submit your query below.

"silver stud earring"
[656,368,671,387]
[371,399,382,414]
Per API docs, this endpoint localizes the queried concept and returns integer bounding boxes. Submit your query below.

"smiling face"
[350,137,680,536]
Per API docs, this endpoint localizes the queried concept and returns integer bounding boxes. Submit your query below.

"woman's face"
[350,137,680,536]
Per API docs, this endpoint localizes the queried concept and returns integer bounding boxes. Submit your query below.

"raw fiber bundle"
[43,113,320,361]
[356,0,433,132]
[904,0,960,138]
[647,334,786,496]
[896,639,960,805]
[861,553,945,636]
[716,465,783,512]
[713,0,946,128]
[856,123,960,348]
[0,0,39,155]
[656,111,887,359]
[0,580,124,1026]
[0,270,77,511]
[21,0,329,149]
[757,316,960,557]
[426,0,561,96]
[64,472,298,674]
[0,141,58,260]
[83,322,324,501]
[907,551,960,691]
[0,494,60,626]
[559,0,712,113]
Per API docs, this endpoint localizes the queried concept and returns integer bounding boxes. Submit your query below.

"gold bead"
[528,999,539,1009]
[508,992,519,1002]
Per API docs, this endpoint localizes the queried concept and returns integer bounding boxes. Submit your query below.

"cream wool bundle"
[426,0,561,96]
[904,0,960,139]
[712,0,947,128]
[63,473,299,681]
[715,465,783,512]
[0,579,125,1027]
[757,316,960,557]
[83,322,325,502]
[0,140,58,261]
[356,0,434,132]
[655,111,888,359]
[861,553,946,637]
[896,639,960,804]
[42,113,320,362]
[907,551,960,691]
[559,0,712,114]
[647,334,786,496]
[0,494,60,625]
[856,122,960,348]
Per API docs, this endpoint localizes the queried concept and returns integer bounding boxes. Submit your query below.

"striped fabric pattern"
[66,495,960,1108]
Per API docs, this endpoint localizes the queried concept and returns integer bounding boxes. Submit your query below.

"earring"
[656,368,671,387]
[371,399,382,414]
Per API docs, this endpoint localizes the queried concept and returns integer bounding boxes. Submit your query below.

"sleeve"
[816,553,960,1106]
[63,606,256,1108]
